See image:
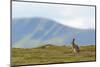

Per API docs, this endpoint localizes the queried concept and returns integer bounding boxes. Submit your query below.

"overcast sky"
[12,2,95,29]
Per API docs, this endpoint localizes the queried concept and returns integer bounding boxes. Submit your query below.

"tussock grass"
[12,45,96,66]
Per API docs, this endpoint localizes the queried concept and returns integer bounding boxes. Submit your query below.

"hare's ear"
[72,38,75,41]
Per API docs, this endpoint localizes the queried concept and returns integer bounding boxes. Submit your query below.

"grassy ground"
[11,45,96,66]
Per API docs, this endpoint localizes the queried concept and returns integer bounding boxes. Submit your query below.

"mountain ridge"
[12,17,95,48]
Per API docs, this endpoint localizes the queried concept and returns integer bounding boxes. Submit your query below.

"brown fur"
[72,38,80,54]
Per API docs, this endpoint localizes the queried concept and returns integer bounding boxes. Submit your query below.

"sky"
[12,1,95,29]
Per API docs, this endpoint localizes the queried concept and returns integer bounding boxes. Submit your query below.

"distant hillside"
[12,17,95,48]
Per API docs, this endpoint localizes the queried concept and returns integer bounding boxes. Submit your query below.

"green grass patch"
[12,45,96,65]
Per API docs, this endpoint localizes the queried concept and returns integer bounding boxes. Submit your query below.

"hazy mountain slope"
[12,17,95,48]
